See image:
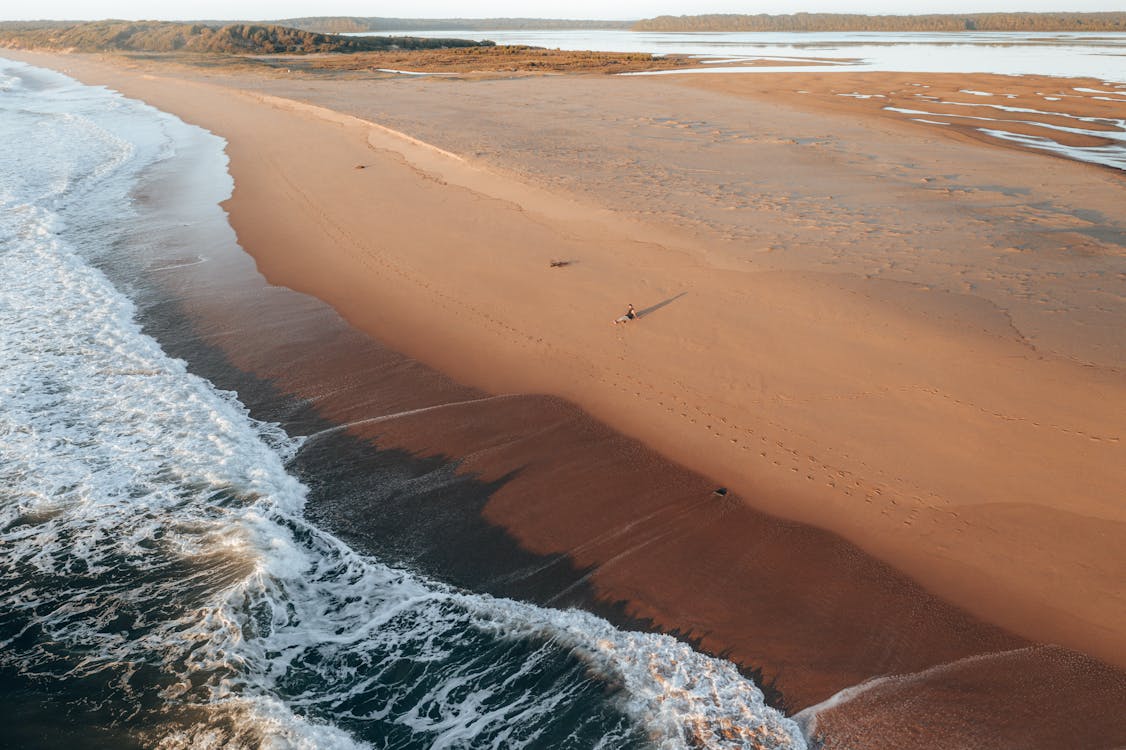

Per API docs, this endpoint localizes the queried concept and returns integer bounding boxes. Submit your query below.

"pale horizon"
[2,2,1123,22]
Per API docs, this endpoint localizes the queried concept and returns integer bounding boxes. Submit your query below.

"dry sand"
[7,49,1125,744]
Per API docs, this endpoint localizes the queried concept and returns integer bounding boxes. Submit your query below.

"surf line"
[299,394,522,445]
[791,645,1040,738]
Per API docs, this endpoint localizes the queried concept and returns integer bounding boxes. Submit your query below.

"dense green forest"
[633,12,1126,32]
[0,21,492,54]
[277,17,633,33]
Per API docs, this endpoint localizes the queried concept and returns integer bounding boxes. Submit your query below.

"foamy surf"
[0,56,805,749]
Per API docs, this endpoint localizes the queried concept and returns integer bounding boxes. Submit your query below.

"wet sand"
[8,50,1125,747]
[674,71,1126,170]
[797,645,1126,748]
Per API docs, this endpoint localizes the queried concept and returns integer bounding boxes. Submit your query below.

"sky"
[3,1,1120,21]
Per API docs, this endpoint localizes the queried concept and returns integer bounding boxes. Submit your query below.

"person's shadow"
[636,292,688,319]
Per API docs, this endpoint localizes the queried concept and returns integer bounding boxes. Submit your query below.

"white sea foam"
[470,603,804,749]
[0,57,805,749]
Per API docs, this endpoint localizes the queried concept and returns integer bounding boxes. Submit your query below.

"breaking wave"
[0,57,804,749]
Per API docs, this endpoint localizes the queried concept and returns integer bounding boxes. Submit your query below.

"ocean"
[0,58,806,749]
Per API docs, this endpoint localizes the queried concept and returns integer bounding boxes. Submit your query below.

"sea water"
[0,57,805,749]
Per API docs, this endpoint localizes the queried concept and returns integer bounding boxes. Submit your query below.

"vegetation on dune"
[0,19,689,75]
[290,45,694,74]
[276,17,633,33]
[0,20,493,54]
[632,12,1126,32]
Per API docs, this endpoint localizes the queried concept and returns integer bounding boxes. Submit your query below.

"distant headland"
[632,12,1126,32]
[274,12,1126,34]
[0,20,492,54]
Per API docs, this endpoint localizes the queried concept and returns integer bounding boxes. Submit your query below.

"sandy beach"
[6,48,1124,746]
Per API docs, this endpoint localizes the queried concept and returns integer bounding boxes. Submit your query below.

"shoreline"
[101,56,1034,716]
[10,47,1123,662]
[7,49,1125,744]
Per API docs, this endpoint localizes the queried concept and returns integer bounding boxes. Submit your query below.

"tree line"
[632,12,1126,32]
[0,21,493,54]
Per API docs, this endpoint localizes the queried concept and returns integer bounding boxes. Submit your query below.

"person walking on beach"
[614,304,636,325]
